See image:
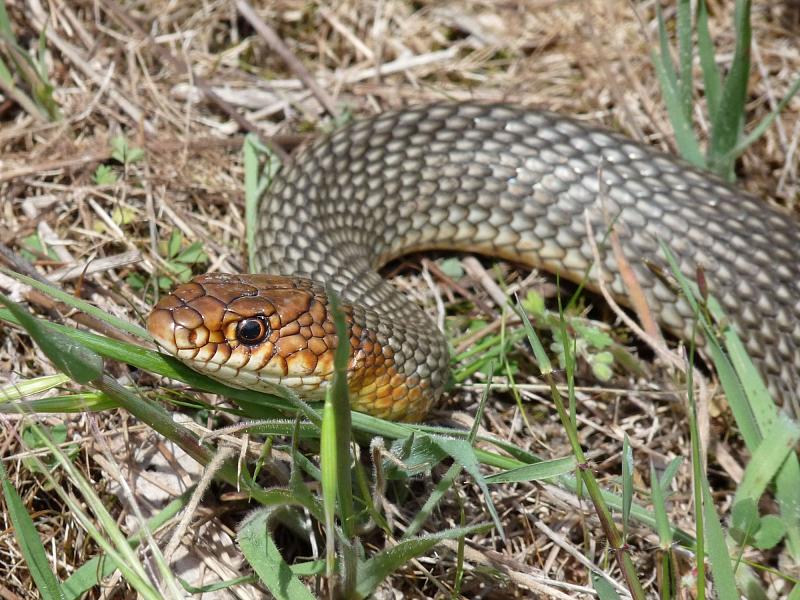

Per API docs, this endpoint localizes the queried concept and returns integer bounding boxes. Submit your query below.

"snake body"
[147,103,800,420]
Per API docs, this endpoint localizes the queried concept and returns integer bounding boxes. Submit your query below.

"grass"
[1,0,799,598]
[651,0,800,181]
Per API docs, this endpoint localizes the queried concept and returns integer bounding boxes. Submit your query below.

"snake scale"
[147,103,800,421]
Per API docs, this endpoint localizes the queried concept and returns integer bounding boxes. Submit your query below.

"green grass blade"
[23,423,163,599]
[0,461,66,600]
[653,6,704,166]
[592,572,623,600]
[1,268,152,340]
[402,461,463,539]
[0,292,103,385]
[649,462,673,546]
[707,0,751,179]
[676,0,693,120]
[658,244,762,447]
[62,489,193,599]
[0,374,71,402]
[0,0,12,37]
[428,435,504,539]
[716,74,800,167]
[484,455,577,484]
[621,435,633,540]
[0,391,117,414]
[323,286,358,592]
[701,481,739,598]
[695,0,721,114]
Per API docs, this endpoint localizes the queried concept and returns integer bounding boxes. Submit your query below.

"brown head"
[146,273,433,421]
[146,274,339,397]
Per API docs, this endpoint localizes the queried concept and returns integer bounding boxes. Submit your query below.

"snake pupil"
[236,317,268,344]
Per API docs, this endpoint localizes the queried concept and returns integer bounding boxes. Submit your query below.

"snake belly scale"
[147,103,800,421]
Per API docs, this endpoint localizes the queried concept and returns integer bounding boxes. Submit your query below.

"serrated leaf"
[92,164,117,186]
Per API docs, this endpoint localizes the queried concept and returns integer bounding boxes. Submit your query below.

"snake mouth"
[146,273,339,394]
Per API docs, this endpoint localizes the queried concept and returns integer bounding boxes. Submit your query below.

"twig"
[235,0,339,119]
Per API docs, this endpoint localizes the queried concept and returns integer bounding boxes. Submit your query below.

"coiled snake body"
[147,103,800,421]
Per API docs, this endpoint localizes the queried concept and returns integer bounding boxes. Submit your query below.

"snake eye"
[236,317,270,345]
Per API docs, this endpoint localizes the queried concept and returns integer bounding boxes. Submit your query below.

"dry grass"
[1,0,799,598]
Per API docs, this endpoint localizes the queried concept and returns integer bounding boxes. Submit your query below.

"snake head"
[146,273,339,396]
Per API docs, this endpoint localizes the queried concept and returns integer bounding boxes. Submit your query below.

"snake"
[146,103,800,421]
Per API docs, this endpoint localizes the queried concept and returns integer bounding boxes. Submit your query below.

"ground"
[1,1,799,598]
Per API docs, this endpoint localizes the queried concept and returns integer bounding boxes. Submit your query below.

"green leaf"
[174,241,208,265]
[730,498,759,546]
[589,351,614,382]
[591,572,623,600]
[751,515,786,550]
[243,134,281,271]
[485,455,577,484]
[696,0,721,114]
[734,414,800,509]
[0,461,66,600]
[0,373,71,402]
[437,257,464,279]
[1,267,151,340]
[676,0,693,120]
[427,436,504,539]
[521,290,545,316]
[167,229,183,259]
[652,5,704,166]
[355,524,492,599]
[62,489,194,599]
[515,296,552,375]
[660,457,683,494]
[701,482,739,598]
[92,164,117,185]
[238,509,315,600]
[573,322,613,349]
[110,135,144,165]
